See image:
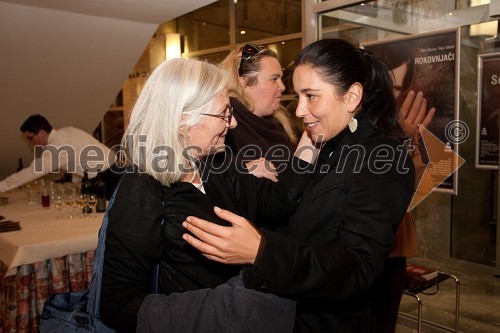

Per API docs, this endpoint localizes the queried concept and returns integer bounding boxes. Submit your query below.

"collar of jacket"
[317,112,378,165]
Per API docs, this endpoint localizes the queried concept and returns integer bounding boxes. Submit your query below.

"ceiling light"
[470,20,498,38]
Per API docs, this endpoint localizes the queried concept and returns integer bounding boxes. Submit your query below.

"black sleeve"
[100,172,165,332]
[243,139,414,300]
[223,156,316,224]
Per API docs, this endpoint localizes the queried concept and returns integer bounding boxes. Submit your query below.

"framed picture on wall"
[362,28,461,195]
[476,52,500,170]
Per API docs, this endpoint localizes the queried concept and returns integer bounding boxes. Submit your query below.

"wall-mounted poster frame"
[362,27,461,195]
[476,52,500,170]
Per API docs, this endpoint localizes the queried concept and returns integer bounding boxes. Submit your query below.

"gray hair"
[122,58,229,186]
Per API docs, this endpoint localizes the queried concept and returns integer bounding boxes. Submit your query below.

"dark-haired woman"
[183,38,415,332]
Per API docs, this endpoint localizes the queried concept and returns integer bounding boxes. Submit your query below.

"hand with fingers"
[182,206,262,265]
[245,158,278,182]
[399,90,436,143]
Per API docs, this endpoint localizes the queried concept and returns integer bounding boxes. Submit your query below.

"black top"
[242,114,416,332]
[100,158,314,332]
[217,97,295,168]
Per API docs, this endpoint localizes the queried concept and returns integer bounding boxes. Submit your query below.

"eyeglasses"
[201,105,234,125]
[238,43,260,76]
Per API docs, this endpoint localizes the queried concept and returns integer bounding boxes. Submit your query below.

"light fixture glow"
[470,20,498,38]
[166,33,181,60]
[471,0,490,6]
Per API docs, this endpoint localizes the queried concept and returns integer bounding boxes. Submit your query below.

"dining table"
[0,187,105,333]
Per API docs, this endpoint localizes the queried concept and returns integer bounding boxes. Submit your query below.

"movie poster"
[476,52,500,169]
[362,28,460,194]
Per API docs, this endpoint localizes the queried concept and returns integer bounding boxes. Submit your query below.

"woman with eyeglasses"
[183,39,415,332]
[99,58,319,332]
[215,43,298,182]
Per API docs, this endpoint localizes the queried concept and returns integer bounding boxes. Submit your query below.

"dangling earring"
[346,90,358,133]
[348,111,358,133]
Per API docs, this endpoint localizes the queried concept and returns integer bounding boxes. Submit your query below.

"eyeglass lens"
[201,105,233,124]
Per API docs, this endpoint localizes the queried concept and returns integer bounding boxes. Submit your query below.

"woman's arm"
[100,172,165,332]
[183,131,319,264]
[183,207,261,264]
[243,149,414,299]
[184,161,412,289]
[184,138,414,300]
[294,130,320,164]
[214,130,318,224]
[245,157,278,182]
[245,131,320,182]
[184,132,319,263]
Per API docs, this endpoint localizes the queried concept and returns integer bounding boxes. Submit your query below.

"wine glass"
[54,194,65,218]
[85,194,97,218]
[65,185,77,219]
[76,194,87,218]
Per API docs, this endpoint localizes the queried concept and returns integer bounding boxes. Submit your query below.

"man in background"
[0,114,121,198]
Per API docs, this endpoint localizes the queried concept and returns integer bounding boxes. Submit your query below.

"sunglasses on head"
[238,43,260,76]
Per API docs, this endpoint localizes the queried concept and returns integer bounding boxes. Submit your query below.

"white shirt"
[0,127,115,192]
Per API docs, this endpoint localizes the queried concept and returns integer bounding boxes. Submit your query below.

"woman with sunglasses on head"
[99,58,319,332]
[183,39,415,332]
[215,43,298,182]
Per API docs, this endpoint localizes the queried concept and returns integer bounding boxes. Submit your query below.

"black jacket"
[218,97,295,168]
[100,158,314,332]
[243,115,415,332]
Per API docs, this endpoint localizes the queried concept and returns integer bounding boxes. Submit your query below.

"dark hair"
[295,39,404,138]
[368,42,414,92]
[20,114,53,133]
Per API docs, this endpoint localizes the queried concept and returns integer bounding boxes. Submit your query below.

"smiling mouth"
[304,121,319,129]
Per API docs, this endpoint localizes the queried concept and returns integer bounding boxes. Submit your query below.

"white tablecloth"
[0,189,104,276]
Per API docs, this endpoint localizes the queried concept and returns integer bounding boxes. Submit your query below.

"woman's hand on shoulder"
[246,158,278,182]
[294,130,320,164]
[182,207,262,265]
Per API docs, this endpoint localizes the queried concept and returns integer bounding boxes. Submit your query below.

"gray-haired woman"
[100,58,318,332]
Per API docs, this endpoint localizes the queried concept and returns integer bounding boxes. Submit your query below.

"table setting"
[0,182,106,332]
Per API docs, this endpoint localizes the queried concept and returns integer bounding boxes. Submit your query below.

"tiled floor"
[395,258,500,333]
